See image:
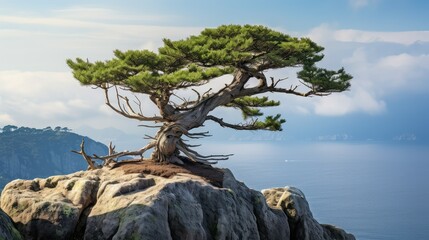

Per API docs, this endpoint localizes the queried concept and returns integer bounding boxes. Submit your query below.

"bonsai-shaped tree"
[68,25,351,168]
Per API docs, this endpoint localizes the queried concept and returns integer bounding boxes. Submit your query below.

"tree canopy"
[67,24,352,165]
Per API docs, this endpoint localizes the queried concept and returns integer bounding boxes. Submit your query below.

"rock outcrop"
[0,161,355,240]
[263,187,355,240]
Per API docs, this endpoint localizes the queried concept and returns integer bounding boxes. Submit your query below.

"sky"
[0,0,428,147]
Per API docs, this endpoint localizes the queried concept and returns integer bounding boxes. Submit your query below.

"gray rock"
[263,186,355,240]
[1,164,354,240]
[0,172,99,240]
[0,208,22,240]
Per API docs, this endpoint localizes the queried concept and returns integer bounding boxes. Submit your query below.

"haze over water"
[215,142,429,240]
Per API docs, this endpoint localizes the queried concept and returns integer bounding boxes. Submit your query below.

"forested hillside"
[0,126,107,190]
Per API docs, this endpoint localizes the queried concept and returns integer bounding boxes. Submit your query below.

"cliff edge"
[0,161,355,240]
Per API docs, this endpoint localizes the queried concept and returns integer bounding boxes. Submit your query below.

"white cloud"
[0,71,99,124]
[98,104,116,116]
[0,10,201,71]
[1,8,428,130]
[311,49,428,116]
[24,101,71,119]
[300,25,429,116]
[0,14,200,41]
[0,70,164,133]
[139,41,162,52]
[0,15,100,29]
[52,7,174,23]
[376,53,429,89]
[0,71,92,120]
[0,7,205,133]
[0,114,15,125]
[334,29,429,45]
[305,24,335,44]
[349,0,376,9]
[314,88,385,116]
[0,71,71,98]
[295,106,311,115]
[67,99,91,109]
[343,48,429,93]
[307,25,429,45]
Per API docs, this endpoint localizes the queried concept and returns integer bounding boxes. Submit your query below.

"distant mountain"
[0,125,107,190]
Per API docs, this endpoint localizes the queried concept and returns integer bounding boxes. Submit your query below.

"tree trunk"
[150,123,186,164]
[149,121,228,165]
[147,71,252,164]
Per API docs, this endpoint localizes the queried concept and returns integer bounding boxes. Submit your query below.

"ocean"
[211,142,429,240]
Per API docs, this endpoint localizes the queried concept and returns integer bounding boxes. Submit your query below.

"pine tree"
[67,25,352,167]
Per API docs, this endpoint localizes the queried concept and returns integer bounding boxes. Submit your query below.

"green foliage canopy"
[67,24,352,132]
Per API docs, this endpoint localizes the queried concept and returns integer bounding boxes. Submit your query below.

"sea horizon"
[213,141,429,240]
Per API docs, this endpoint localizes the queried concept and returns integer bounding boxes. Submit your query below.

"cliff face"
[0,208,22,240]
[0,162,355,240]
[0,126,107,190]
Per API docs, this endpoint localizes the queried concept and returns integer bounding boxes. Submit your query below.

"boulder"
[0,161,354,240]
[263,186,355,240]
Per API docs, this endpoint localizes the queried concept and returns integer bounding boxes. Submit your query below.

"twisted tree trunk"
[73,70,249,167]
[149,123,229,165]
[150,124,185,164]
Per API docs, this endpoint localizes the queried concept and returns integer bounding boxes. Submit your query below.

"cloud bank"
[1,7,428,131]
[296,25,429,116]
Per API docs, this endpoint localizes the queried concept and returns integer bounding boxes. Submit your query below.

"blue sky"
[0,0,428,145]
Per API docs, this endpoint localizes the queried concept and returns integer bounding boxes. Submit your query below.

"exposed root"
[184,131,212,139]
[151,123,232,165]
[73,123,232,170]
[176,141,232,165]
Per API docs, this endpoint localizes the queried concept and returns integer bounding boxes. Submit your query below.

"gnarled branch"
[71,139,97,170]
[92,141,156,161]
[103,85,165,122]
[72,140,156,169]
[206,115,262,131]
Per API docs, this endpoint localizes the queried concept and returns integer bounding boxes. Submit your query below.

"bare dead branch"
[274,77,288,88]
[93,141,156,161]
[71,139,97,170]
[144,134,156,140]
[202,88,213,98]
[185,131,212,137]
[114,86,126,113]
[206,115,262,131]
[192,88,201,102]
[132,94,144,115]
[298,80,313,89]
[172,92,187,103]
[108,142,115,155]
[182,143,202,148]
[172,92,201,110]
[103,86,165,122]
[138,124,162,128]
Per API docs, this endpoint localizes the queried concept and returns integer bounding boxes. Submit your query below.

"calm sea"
[210,142,429,240]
